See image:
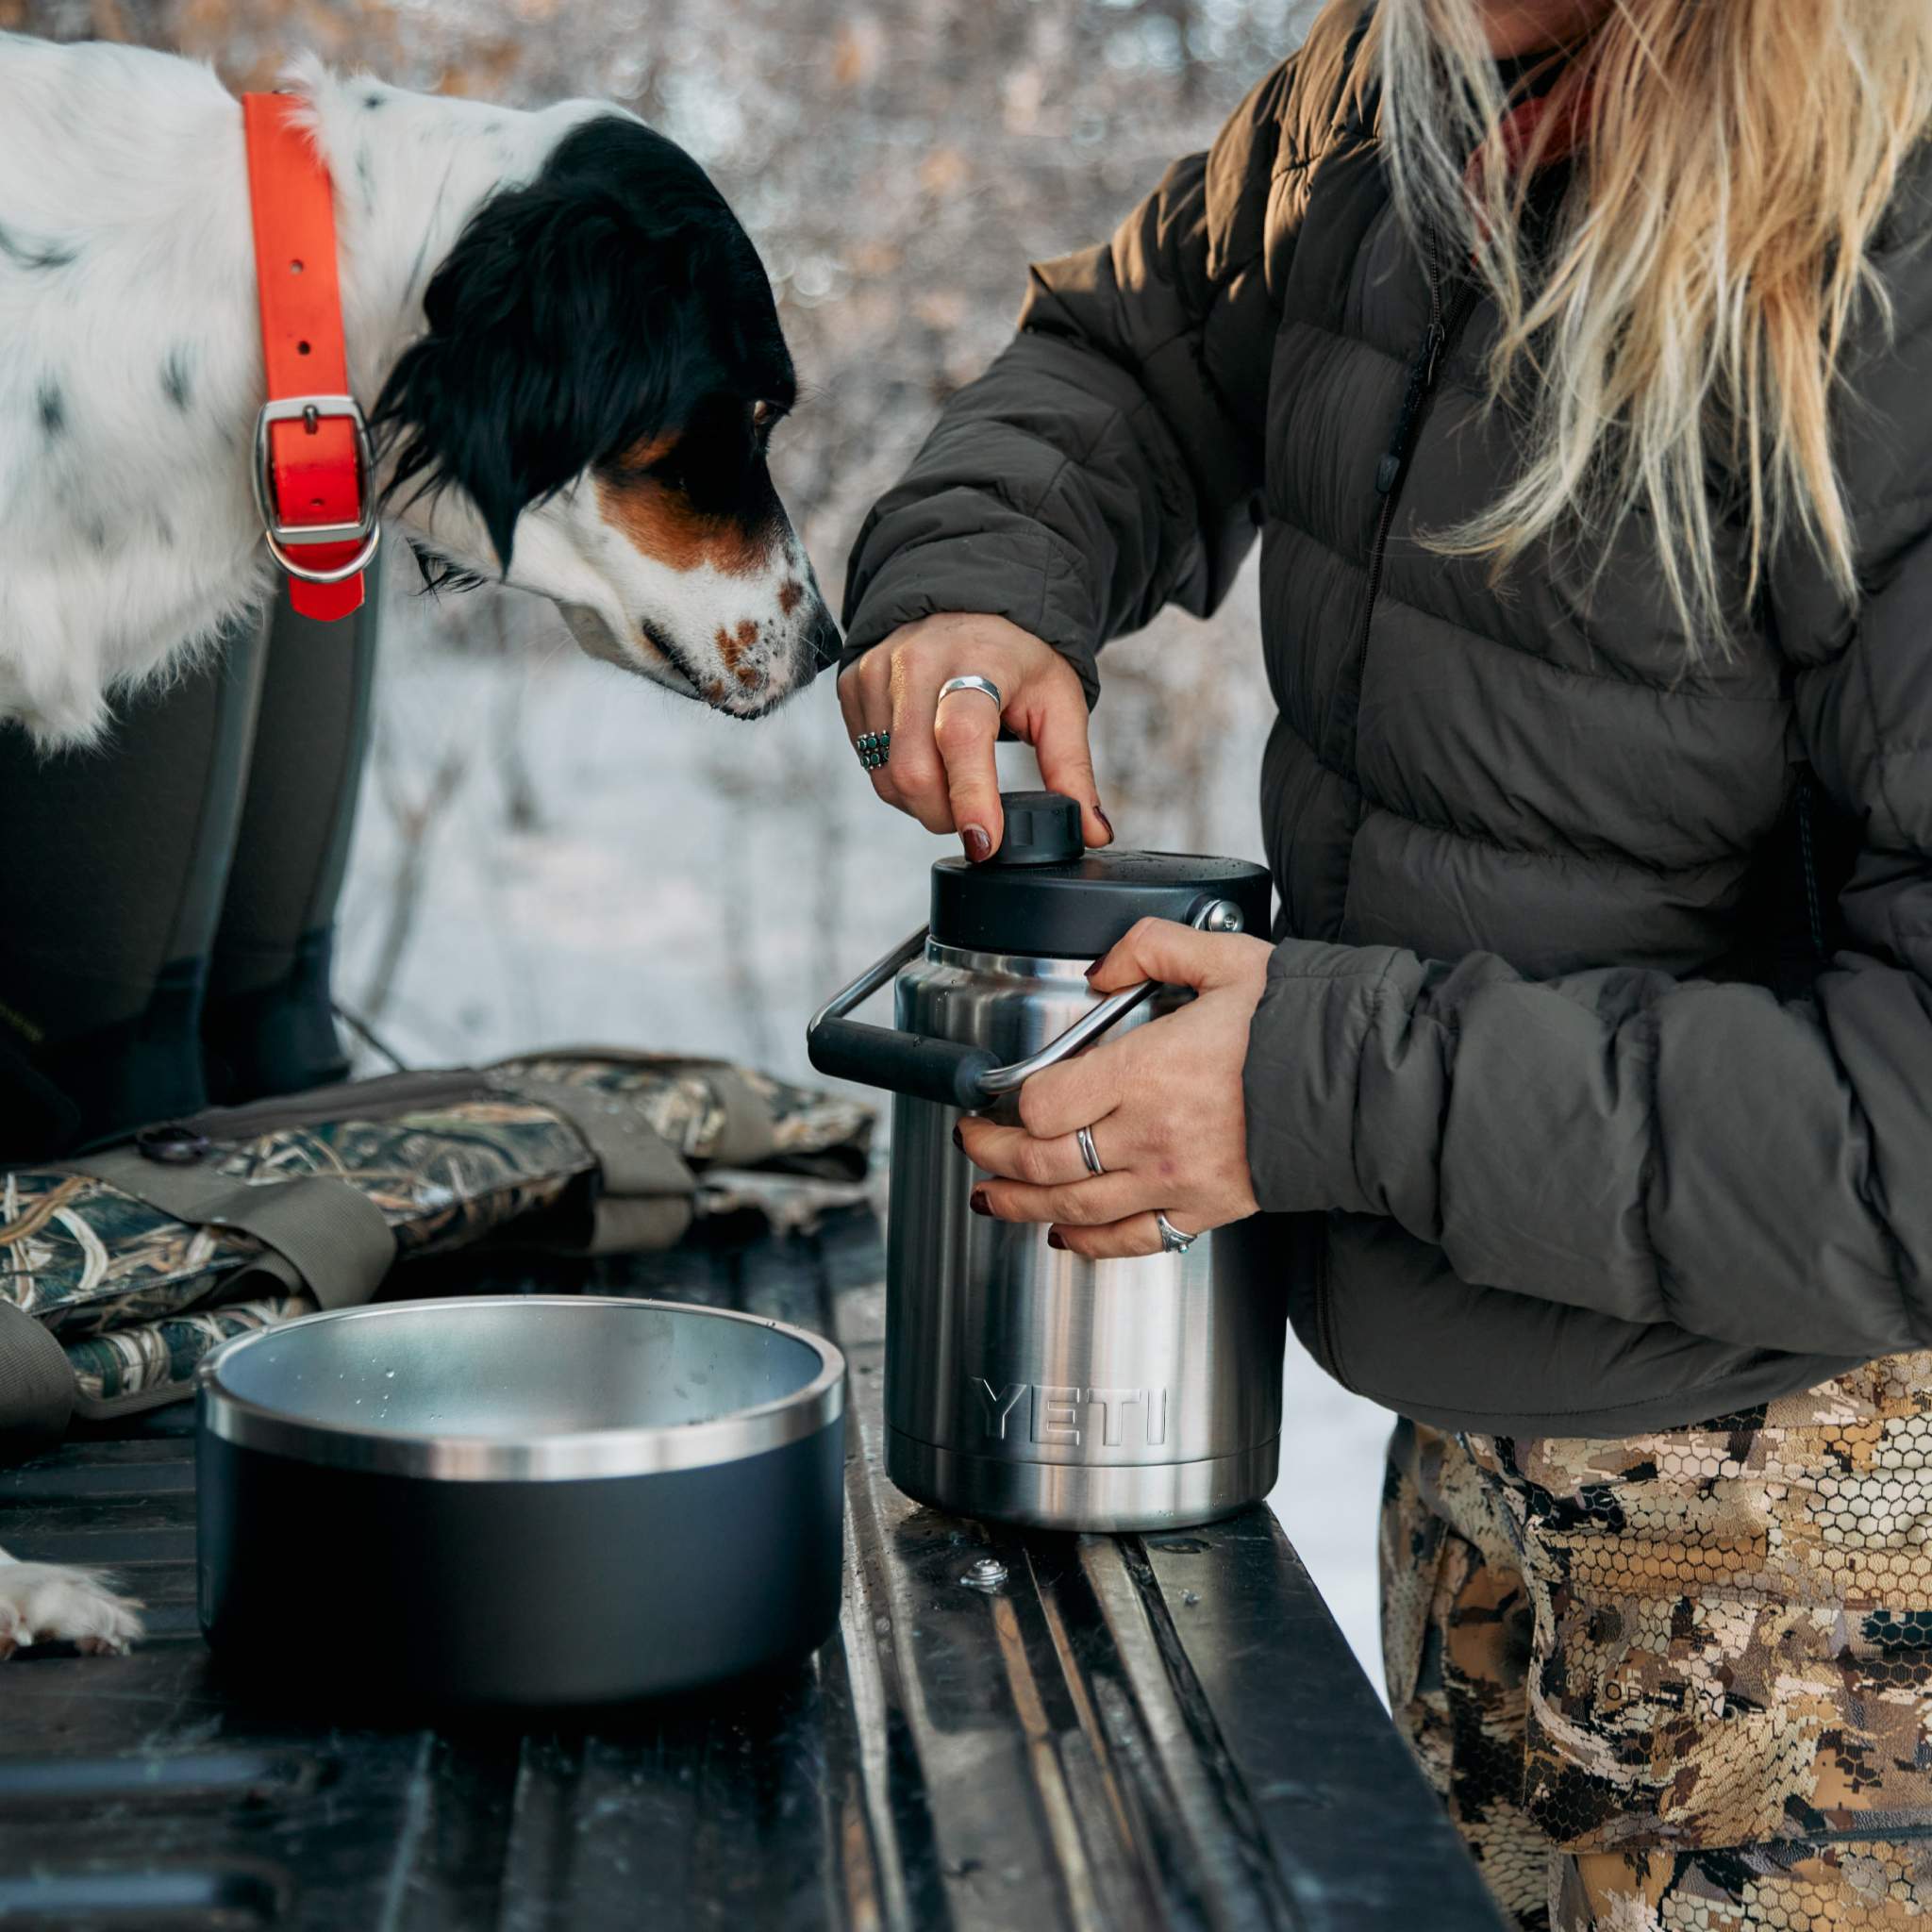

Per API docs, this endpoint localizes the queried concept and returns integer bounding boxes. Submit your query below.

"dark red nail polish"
[970,1189,992,1217]
[962,825,991,863]
[1094,802,1113,840]
[1047,1229,1067,1251]
[1084,960,1104,981]
[951,1123,965,1152]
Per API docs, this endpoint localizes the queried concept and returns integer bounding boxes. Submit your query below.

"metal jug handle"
[806,898,1247,1110]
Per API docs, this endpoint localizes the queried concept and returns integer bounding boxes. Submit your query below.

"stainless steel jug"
[808,791,1283,1531]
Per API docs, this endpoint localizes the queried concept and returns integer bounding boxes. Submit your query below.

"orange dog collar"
[242,92,376,621]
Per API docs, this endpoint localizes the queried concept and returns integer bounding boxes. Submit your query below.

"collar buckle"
[251,392,380,585]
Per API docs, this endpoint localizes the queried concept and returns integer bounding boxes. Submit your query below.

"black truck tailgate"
[0,1209,1504,1931]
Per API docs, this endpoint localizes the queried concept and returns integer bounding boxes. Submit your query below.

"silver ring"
[937,675,1002,712]
[1076,1124,1105,1176]
[1155,1212,1198,1255]
[854,729,891,771]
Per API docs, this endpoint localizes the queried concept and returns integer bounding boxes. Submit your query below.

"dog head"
[374,116,838,717]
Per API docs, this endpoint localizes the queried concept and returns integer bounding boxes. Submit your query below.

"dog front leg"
[0,1541,145,1657]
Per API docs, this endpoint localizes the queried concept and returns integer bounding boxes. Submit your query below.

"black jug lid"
[929,791,1273,958]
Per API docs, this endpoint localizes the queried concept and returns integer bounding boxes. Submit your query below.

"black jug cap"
[930,791,1273,958]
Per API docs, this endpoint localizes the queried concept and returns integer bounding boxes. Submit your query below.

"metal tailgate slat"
[1144,1520,1507,1930]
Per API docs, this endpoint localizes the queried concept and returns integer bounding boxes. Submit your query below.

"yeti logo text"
[971,1380,1169,1448]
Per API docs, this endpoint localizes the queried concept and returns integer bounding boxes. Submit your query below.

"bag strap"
[489,1053,780,1167]
[488,1074,697,1255]
[66,1151,397,1311]
[0,1299,75,1462]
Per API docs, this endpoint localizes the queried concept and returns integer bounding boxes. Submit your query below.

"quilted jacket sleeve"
[1244,159,1932,1358]
[840,58,1301,701]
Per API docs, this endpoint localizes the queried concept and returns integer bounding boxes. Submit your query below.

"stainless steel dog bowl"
[196,1297,846,1708]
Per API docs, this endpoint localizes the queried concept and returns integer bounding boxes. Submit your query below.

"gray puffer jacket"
[842,15,1932,1435]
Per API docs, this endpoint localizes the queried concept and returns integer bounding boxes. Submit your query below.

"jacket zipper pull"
[1420,317,1447,391]
[1376,319,1447,496]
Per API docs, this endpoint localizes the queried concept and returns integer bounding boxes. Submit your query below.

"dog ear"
[374,179,718,573]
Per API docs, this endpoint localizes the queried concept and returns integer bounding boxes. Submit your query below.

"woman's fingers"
[955,941,1268,1258]
[836,661,874,765]
[836,662,862,740]
[840,653,899,805]
[1028,671,1110,848]
[958,1112,1112,1187]
[934,683,1005,860]
[1013,1039,1128,1142]
[886,641,1020,837]
[1088,916,1239,995]
[970,1171,1151,1227]
[878,651,955,831]
[848,614,1115,852]
[1048,1214,1170,1260]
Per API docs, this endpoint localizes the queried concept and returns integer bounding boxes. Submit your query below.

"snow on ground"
[336,595,1397,1683]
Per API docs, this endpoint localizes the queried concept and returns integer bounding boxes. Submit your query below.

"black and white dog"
[0,35,840,1654]
[0,34,840,749]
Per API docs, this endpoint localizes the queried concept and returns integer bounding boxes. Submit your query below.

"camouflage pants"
[1380,1357,1932,1931]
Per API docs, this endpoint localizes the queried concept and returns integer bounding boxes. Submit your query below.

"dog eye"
[751,400,788,440]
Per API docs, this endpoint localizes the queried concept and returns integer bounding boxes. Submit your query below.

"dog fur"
[0,33,839,748]
[0,1550,143,1657]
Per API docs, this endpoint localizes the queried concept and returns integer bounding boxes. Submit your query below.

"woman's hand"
[837,613,1111,858]
[958,918,1273,1257]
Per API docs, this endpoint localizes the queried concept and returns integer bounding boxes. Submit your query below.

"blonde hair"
[1345,0,1932,650]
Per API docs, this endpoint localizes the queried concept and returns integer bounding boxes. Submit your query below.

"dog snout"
[708,591,838,718]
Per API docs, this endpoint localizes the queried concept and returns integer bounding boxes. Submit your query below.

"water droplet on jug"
[385,1370,395,1379]
[959,1557,1008,1593]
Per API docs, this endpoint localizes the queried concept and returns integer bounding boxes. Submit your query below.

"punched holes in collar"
[135,1123,211,1166]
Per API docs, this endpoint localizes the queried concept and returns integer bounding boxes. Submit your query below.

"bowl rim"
[195,1295,846,1482]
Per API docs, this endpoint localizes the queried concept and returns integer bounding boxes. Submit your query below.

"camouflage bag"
[0,1053,873,1449]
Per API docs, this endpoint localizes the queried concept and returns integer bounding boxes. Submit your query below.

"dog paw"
[0,1562,145,1657]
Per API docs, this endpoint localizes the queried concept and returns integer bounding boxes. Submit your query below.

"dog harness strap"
[242,92,371,621]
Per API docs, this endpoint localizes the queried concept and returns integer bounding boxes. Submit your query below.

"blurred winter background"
[8,0,1392,1682]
